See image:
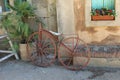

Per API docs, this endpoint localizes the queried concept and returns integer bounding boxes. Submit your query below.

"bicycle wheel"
[58,37,90,70]
[27,30,56,67]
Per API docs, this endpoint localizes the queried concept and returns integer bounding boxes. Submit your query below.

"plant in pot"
[1,12,33,61]
[8,0,38,61]
[1,1,43,61]
[1,0,37,60]
[91,8,116,20]
[18,22,32,61]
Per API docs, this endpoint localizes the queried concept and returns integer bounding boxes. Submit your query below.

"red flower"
[108,10,112,13]
[95,10,99,13]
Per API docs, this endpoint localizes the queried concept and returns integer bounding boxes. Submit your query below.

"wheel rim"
[58,37,90,70]
[27,31,56,67]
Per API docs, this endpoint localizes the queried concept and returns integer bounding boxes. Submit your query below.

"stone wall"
[32,0,57,31]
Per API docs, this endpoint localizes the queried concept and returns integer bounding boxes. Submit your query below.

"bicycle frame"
[38,24,79,55]
[27,23,91,70]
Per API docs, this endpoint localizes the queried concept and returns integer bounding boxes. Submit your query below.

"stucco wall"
[57,0,120,44]
[57,0,75,34]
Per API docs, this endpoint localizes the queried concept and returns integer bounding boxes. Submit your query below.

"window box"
[91,15,115,21]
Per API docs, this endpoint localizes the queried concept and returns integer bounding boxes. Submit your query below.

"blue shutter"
[104,0,115,10]
[92,0,115,10]
[92,0,103,9]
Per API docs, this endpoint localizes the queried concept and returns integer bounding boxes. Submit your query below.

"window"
[91,0,115,21]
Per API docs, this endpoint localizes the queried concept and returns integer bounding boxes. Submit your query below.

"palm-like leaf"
[9,1,35,18]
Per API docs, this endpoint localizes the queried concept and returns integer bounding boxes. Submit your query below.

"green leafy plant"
[1,13,32,43]
[1,1,37,43]
[8,0,36,20]
[1,12,33,52]
[0,1,43,57]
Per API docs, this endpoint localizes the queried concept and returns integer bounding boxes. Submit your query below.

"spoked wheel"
[27,30,56,67]
[58,37,90,70]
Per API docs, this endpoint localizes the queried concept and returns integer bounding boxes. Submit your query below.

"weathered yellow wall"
[74,0,120,44]
[57,0,120,44]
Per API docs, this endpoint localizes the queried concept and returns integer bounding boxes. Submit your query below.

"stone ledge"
[73,57,120,68]
[89,45,120,53]
[89,45,120,58]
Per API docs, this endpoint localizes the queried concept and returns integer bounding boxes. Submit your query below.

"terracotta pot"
[19,44,30,61]
[91,15,115,21]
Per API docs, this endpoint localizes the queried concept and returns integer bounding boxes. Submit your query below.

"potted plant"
[1,0,38,61]
[1,12,33,61]
[91,8,116,21]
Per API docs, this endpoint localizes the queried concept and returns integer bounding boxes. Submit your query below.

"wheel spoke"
[58,37,90,70]
[42,36,49,46]
[42,42,51,49]
[44,47,55,51]
[43,50,55,57]
[66,58,72,66]
[27,31,56,67]
[60,43,73,55]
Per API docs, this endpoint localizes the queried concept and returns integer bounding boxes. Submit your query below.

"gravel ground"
[0,60,120,80]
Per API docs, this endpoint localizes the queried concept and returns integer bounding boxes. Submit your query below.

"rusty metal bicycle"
[26,24,91,70]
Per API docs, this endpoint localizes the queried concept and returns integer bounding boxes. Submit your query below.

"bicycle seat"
[49,30,62,36]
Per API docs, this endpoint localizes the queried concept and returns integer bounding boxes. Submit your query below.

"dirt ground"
[0,60,120,80]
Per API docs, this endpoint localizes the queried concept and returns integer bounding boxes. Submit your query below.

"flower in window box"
[95,9,100,15]
[91,8,116,20]
[108,10,112,13]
